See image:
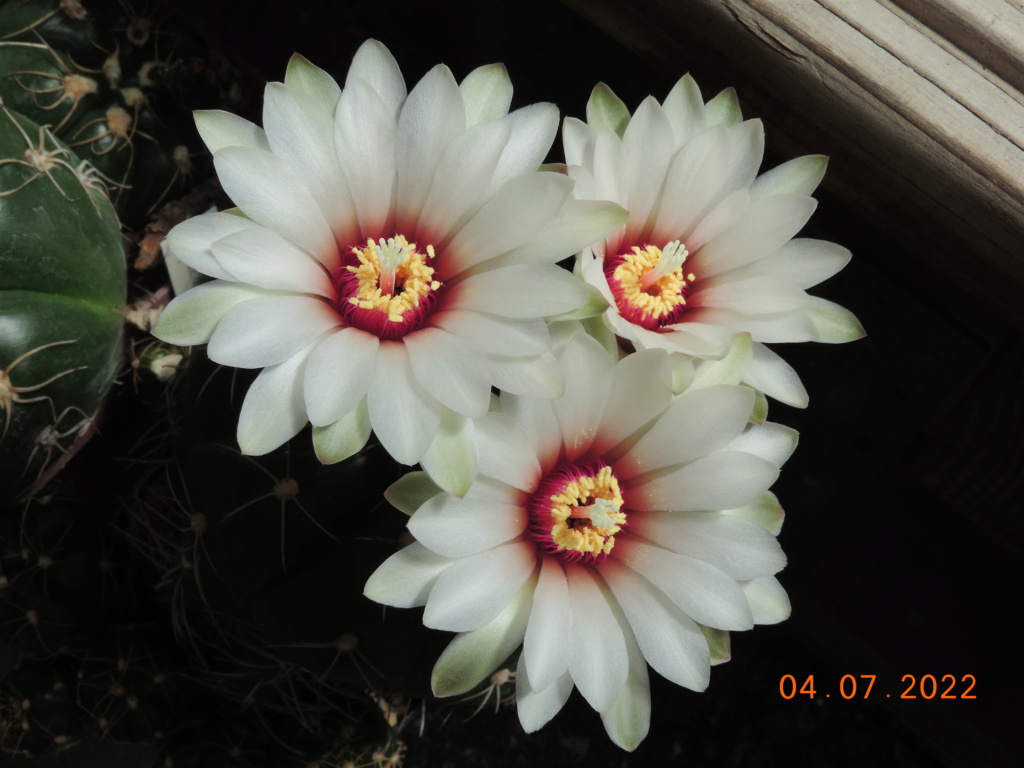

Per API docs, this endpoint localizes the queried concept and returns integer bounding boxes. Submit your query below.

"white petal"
[562,115,593,168]
[745,339,806,405]
[312,398,372,464]
[494,199,628,270]
[648,125,727,241]
[346,39,406,118]
[363,541,452,608]
[726,421,799,467]
[366,341,441,464]
[692,307,819,343]
[207,295,339,369]
[395,64,465,220]
[516,661,574,734]
[431,309,550,357]
[334,76,397,236]
[613,539,753,630]
[603,559,710,691]
[214,146,338,266]
[594,349,673,455]
[460,63,513,126]
[689,333,753,390]
[489,352,564,400]
[693,275,809,314]
[404,327,492,418]
[694,194,817,277]
[408,487,524,558]
[629,512,786,580]
[211,228,333,296]
[418,118,510,239]
[499,389,562,460]
[742,576,791,624]
[618,385,754,479]
[620,96,675,243]
[450,264,588,318]
[747,238,852,290]
[705,87,742,126]
[661,74,706,143]
[236,341,316,455]
[476,412,542,492]
[431,574,535,697]
[425,541,536,632]
[164,210,261,281]
[444,173,573,274]
[419,408,479,498]
[303,328,379,426]
[153,281,267,346]
[523,558,571,691]
[598,604,651,752]
[686,188,750,251]
[627,451,779,512]
[554,333,614,462]
[194,110,268,153]
[264,82,356,239]
[566,566,629,713]
[487,102,560,195]
[750,155,827,199]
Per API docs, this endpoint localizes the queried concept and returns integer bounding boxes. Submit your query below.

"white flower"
[565,79,864,407]
[365,332,794,749]
[153,40,625,495]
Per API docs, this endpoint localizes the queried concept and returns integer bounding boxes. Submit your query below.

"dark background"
[5,0,1021,765]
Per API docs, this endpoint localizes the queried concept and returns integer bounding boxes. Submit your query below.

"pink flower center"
[527,461,626,565]
[334,235,443,341]
[605,240,695,330]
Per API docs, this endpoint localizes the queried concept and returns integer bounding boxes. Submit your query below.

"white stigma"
[640,239,689,291]
[375,237,408,296]
[568,497,620,530]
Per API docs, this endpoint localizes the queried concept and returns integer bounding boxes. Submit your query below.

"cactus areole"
[0,106,125,500]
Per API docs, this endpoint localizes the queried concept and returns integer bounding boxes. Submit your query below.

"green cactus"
[0,0,236,230]
[0,103,125,502]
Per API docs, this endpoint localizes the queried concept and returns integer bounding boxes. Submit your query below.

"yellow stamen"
[613,241,695,321]
[346,236,440,323]
[550,466,625,556]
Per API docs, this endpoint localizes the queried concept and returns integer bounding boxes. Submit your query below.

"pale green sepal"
[419,409,477,498]
[705,87,742,127]
[743,576,791,625]
[749,387,769,425]
[600,602,650,751]
[721,491,785,535]
[690,333,752,389]
[194,110,268,154]
[751,155,828,199]
[460,63,513,126]
[547,283,609,321]
[432,571,538,697]
[153,281,262,346]
[699,625,732,665]
[385,471,444,516]
[671,353,695,395]
[313,400,372,464]
[580,316,618,359]
[284,53,341,109]
[223,207,249,219]
[806,297,866,343]
[587,82,630,137]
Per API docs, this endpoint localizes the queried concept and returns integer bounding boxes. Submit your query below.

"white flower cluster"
[154,40,863,750]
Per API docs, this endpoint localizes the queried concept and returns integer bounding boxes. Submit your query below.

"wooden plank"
[891,0,1024,93]
[562,0,1024,336]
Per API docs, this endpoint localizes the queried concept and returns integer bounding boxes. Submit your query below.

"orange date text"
[778,674,977,700]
